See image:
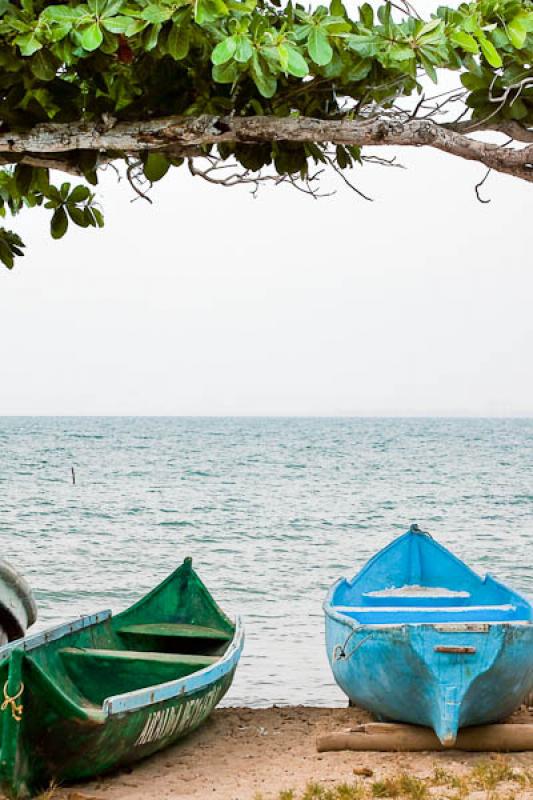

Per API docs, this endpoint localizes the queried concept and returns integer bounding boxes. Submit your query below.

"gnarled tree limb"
[1,115,532,183]
[448,119,533,144]
[0,154,84,176]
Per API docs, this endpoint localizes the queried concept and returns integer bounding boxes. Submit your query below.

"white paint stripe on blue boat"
[323,603,530,629]
[334,604,515,613]
[351,621,530,628]
[103,615,244,716]
[364,587,470,598]
[0,610,112,658]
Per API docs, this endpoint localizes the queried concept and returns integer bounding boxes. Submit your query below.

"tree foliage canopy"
[1,0,532,267]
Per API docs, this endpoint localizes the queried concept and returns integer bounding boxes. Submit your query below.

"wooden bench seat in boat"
[364,587,471,597]
[60,647,219,665]
[117,623,232,641]
[59,647,219,705]
[362,587,472,607]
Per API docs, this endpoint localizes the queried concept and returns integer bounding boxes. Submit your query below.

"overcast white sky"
[0,139,532,416]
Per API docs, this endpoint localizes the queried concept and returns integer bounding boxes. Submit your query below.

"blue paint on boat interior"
[337,605,525,624]
[332,527,532,621]
[324,526,533,746]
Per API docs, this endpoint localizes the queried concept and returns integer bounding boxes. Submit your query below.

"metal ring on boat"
[1,681,24,721]
[333,632,373,662]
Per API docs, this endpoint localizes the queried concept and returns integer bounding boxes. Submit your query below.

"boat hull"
[325,610,533,745]
[0,558,244,799]
[18,662,236,792]
[324,527,533,745]
[0,621,243,798]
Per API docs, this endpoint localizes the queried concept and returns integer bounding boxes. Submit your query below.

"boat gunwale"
[326,616,533,631]
[0,611,244,721]
[103,614,244,716]
[323,536,533,627]
[0,610,112,661]
[323,591,533,631]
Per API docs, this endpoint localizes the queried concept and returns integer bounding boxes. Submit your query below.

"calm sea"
[0,417,531,706]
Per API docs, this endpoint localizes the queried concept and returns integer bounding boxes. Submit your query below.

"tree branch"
[0,154,85,175]
[1,115,532,183]
[447,119,533,144]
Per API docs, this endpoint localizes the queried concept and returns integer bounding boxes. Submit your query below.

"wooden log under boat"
[317,722,533,752]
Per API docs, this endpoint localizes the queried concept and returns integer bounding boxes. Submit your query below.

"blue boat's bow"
[324,526,533,746]
[435,685,461,747]
[410,622,509,746]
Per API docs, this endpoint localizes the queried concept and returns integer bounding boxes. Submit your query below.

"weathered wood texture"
[317,722,533,752]
[1,115,532,182]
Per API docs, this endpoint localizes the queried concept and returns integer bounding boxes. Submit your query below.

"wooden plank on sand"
[317,723,533,752]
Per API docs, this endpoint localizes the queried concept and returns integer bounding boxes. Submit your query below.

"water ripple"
[0,416,531,708]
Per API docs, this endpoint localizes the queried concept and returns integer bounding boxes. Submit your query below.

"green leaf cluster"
[0,228,24,269]
[1,0,532,267]
[0,165,103,268]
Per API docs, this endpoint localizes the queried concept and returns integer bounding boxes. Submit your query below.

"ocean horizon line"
[0,413,532,420]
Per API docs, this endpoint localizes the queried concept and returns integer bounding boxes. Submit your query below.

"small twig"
[187,153,334,199]
[363,154,404,168]
[475,168,492,204]
[126,159,153,203]
[411,92,426,120]
[325,155,373,202]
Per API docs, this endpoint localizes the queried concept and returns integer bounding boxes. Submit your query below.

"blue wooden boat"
[324,525,533,746]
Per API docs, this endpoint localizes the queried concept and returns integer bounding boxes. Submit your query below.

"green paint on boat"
[0,558,244,799]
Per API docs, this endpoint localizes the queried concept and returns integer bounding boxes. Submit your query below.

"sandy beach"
[45,705,533,800]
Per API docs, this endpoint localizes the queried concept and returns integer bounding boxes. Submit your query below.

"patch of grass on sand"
[257,783,366,800]
[471,757,517,790]
[300,782,365,800]
[34,781,59,800]
[332,784,366,800]
[370,778,400,798]
[430,766,454,785]
[272,757,533,800]
[371,773,428,800]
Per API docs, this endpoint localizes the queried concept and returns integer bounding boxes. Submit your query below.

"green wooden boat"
[0,558,244,799]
